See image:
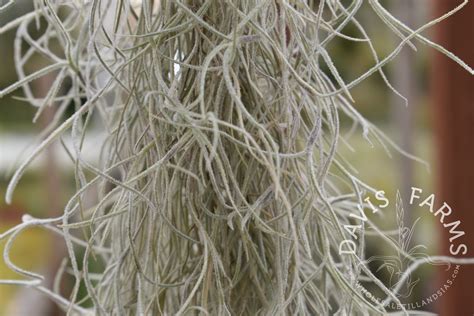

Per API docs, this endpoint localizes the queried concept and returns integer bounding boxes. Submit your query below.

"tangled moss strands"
[1,0,474,314]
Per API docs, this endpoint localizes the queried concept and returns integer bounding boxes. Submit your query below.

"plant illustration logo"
[339,187,466,311]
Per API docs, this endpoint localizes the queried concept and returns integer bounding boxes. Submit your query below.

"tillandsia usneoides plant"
[1,0,473,315]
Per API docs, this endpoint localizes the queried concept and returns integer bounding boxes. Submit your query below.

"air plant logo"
[367,191,425,300]
[340,187,467,311]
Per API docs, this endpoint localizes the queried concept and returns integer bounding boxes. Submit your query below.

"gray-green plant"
[1,0,473,315]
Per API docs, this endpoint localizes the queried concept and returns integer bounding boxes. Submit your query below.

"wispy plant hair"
[1,0,473,315]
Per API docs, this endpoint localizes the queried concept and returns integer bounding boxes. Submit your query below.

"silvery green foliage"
[0,0,473,315]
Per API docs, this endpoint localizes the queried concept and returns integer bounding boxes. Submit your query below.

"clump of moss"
[1,0,472,315]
